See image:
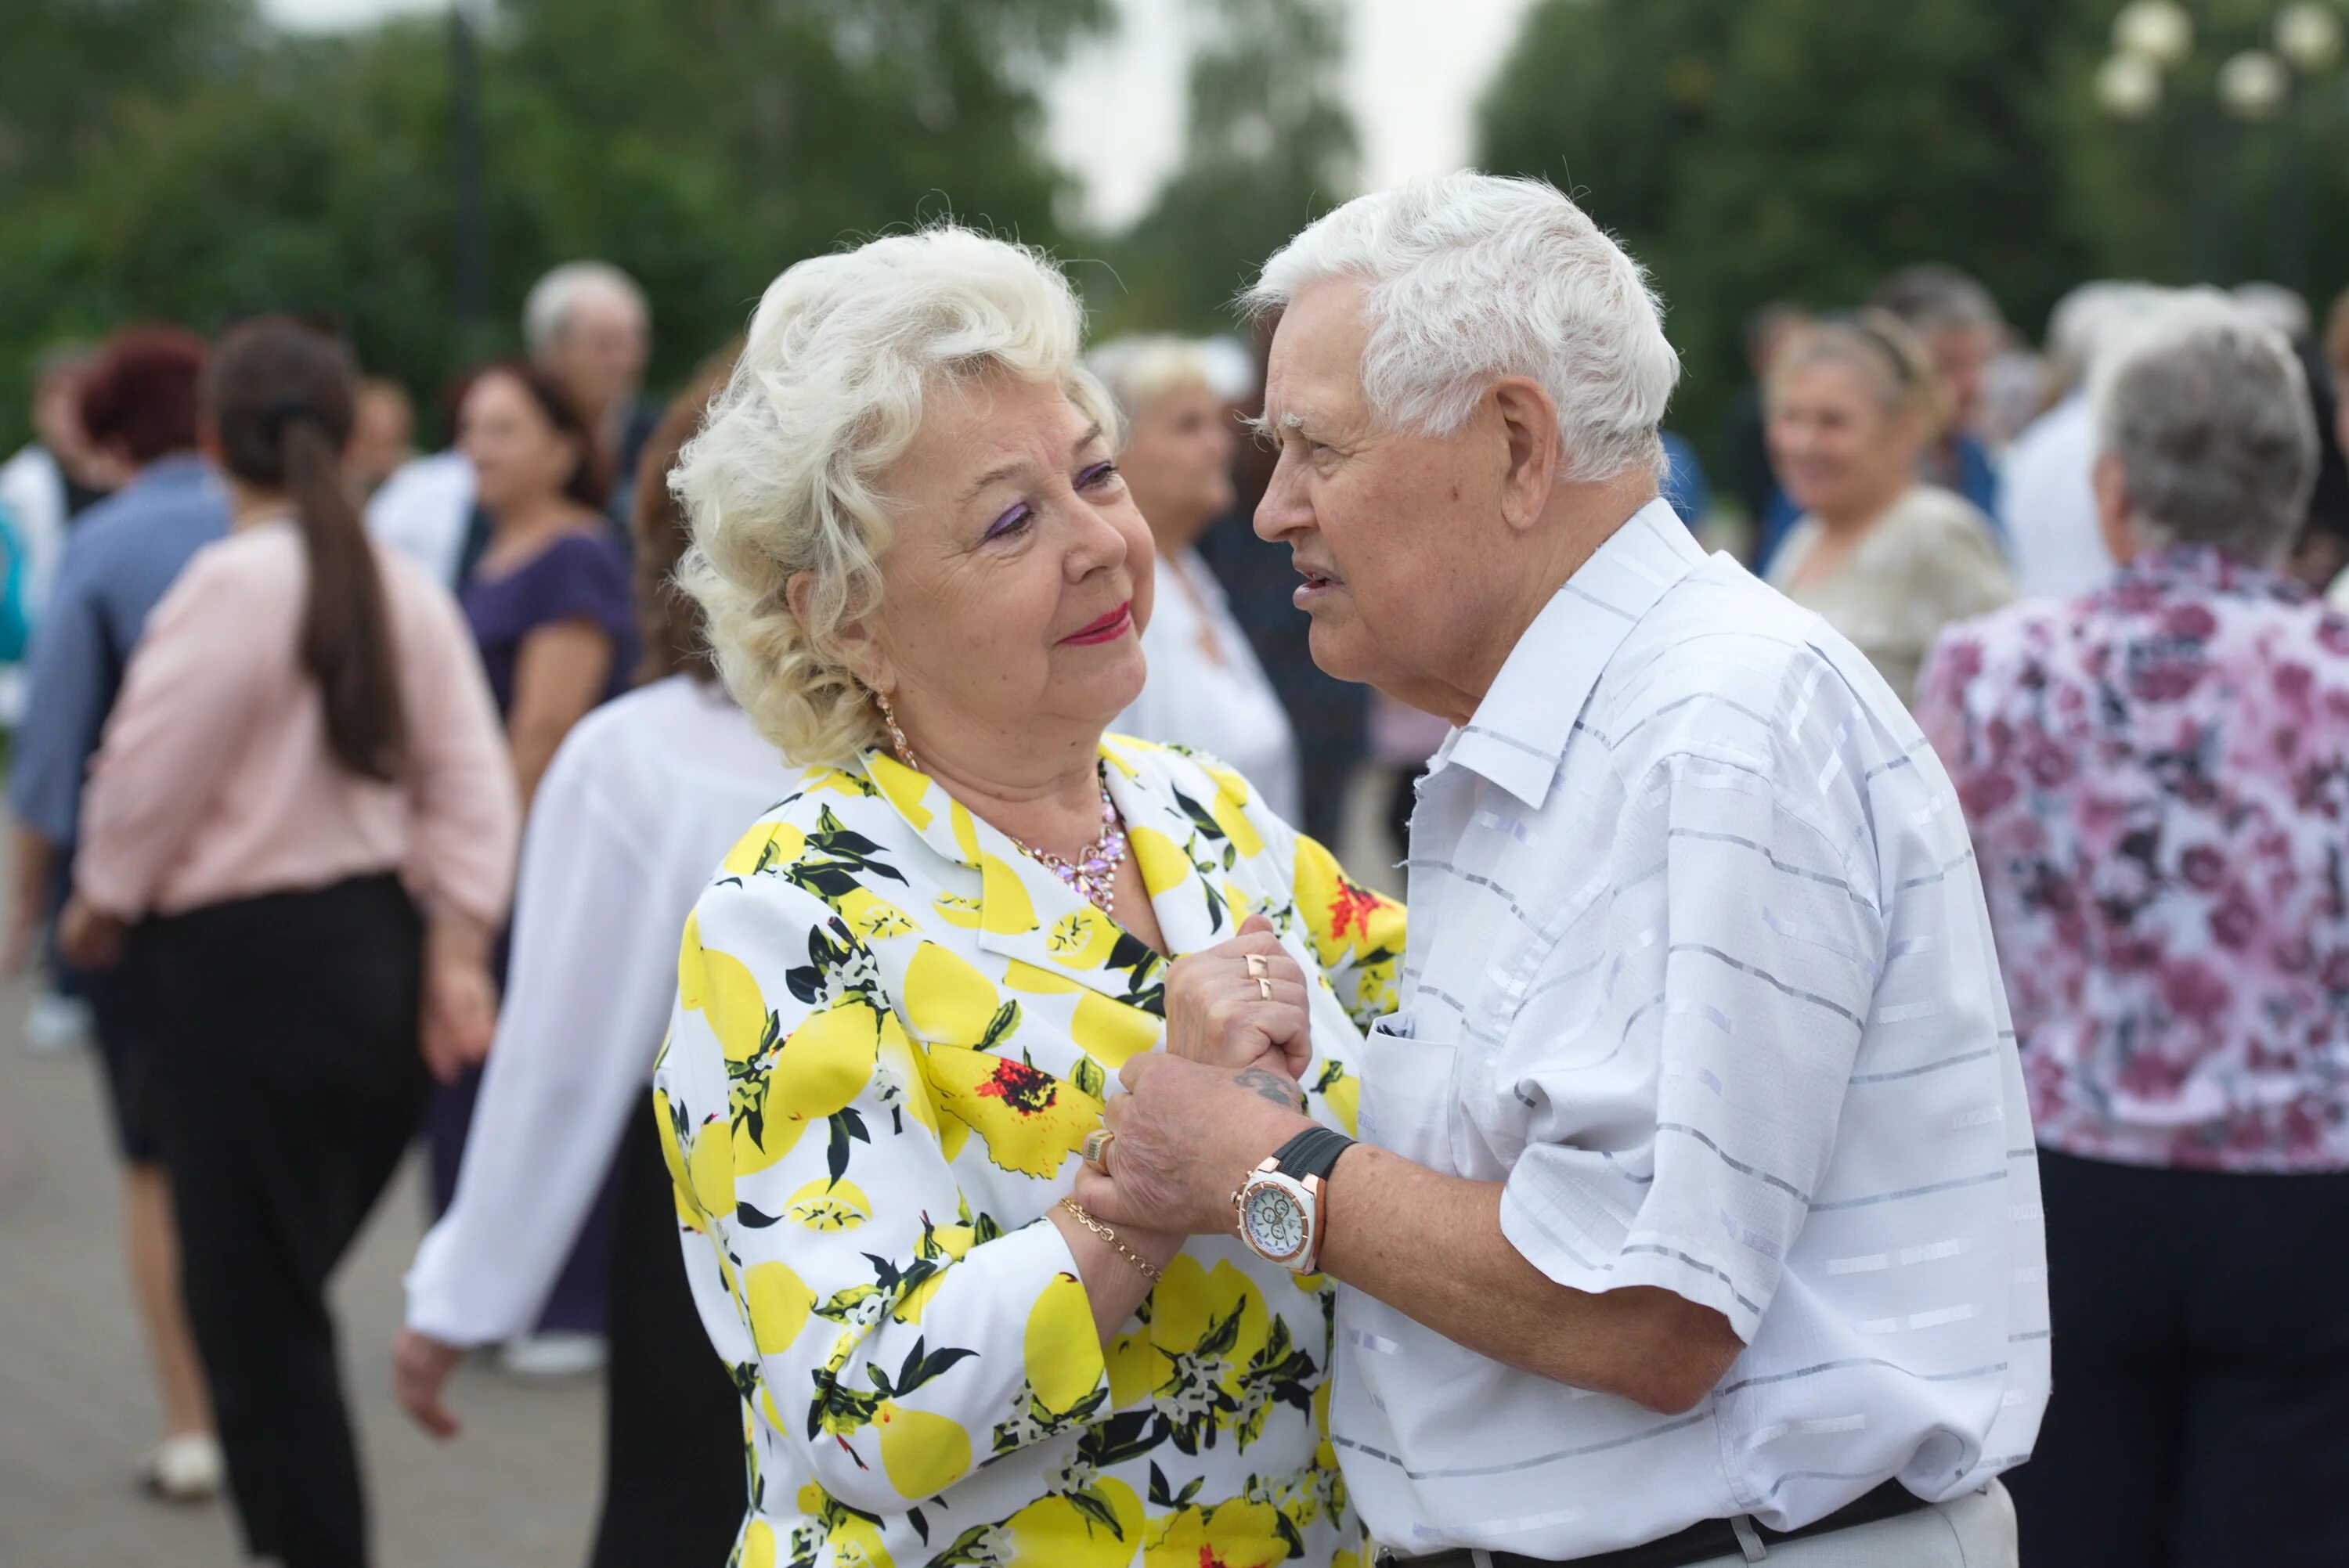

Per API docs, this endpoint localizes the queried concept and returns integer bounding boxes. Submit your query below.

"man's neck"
[1439,476,1661,723]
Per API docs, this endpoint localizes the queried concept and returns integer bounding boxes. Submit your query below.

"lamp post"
[2095,0,2345,289]
[449,0,489,345]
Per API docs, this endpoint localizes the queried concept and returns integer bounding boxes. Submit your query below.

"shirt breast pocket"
[1357,1008,1463,1176]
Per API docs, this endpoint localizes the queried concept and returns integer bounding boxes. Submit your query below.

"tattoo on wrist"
[1236,1065,1304,1109]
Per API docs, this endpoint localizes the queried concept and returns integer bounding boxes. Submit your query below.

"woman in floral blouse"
[655,227,1402,1568]
[1917,295,2349,1567]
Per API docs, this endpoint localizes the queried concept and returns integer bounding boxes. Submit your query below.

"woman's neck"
[490,492,589,544]
[897,720,1110,861]
[226,480,292,531]
[1813,477,1914,539]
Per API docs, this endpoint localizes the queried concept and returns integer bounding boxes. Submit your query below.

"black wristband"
[1270,1125,1355,1181]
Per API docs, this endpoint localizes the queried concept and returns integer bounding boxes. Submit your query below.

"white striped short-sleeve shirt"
[1333,499,2048,1559]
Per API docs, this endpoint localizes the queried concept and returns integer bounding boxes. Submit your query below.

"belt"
[1373,1479,1932,1568]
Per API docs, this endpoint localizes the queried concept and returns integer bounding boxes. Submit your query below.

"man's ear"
[787,568,889,690]
[1491,377,1561,533]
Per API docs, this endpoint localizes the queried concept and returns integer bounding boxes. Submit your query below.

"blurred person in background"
[394,351,760,1568]
[427,358,638,1376]
[1871,263,2005,524]
[366,368,481,589]
[525,261,660,517]
[56,316,516,1568]
[0,344,121,622]
[1092,335,1301,824]
[1918,294,2349,1568]
[2004,282,2167,600]
[1722,301,1810,569]
[2234,283,2349,593]
[344,375,416,500]
[1659,428,1712,527]
[3,324,225,1501]
[1766,312,2013,700]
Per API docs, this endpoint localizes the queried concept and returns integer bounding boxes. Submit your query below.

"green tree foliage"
[1092,0,1359,334]
[1475,0,2112,456]
[0,0,1107,442]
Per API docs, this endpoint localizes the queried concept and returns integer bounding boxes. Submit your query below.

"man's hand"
[392,1328,467,1439]
[1075,1051,1315,1238]
[1162,913,1313,1082]
[55,896,124,972]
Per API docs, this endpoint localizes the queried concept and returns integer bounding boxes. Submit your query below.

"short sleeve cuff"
[1499,1161,1766,1344]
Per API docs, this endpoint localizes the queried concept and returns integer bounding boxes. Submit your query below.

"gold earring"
[874,687,921,773]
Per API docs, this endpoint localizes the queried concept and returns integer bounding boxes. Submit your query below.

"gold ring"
[1082,1128,1116,1172]
[1246,953,1268,979]
[1257,976,1273,1001]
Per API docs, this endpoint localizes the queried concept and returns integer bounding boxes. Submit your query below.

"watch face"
[1243,1184,1307,1260]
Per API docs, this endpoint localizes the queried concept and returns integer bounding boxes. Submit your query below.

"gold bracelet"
[1058,1195,1163,1283]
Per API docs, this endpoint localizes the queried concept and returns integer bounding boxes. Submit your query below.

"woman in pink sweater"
[58,317,518,1568]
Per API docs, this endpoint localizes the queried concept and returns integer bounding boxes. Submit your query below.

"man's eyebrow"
[1240,409,1308,443]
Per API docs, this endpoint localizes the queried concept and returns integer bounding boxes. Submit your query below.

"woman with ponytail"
[57,317,518,1568]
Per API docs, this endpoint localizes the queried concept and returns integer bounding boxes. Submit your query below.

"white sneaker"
[498,1332,608,1379]
[23,992,92,1054]
[140,1432,224,1502]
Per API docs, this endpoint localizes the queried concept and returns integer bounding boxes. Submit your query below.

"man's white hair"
[522,261,649,355]
[1243,171,1680,485]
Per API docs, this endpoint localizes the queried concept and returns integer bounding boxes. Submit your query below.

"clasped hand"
[1075,914,1317,1238]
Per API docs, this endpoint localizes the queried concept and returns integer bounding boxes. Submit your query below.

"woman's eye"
[1077,460,1120,490]
[982,504,1032,542]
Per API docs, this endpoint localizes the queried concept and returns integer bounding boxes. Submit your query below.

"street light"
[2218,48,2290,119]
[2096,52,2165,118]
[2277,2,2345,72]
[2115,0,2196,67]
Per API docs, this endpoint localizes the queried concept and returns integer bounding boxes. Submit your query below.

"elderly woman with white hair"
[1918,295,2349,1566]
[654,227,1402,1567]
[1091,335,1301,824]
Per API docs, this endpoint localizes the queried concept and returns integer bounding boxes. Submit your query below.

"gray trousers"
[1680,1481,2017,1567]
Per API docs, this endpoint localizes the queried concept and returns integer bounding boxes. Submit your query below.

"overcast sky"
[259,0,1539,227]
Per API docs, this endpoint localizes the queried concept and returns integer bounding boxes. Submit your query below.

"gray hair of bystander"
[2092,290,2318,564]
[1241,171,1680,485]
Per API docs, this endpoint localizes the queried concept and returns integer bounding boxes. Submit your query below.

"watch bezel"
[1232,1162,1322,1271]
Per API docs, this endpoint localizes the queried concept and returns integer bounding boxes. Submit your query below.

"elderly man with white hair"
[523,260,659,503]
[1920,295,2349,1567]
[1079,172,2048,1566]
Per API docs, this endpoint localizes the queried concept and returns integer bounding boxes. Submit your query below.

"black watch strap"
[1270,1125,1355,1181]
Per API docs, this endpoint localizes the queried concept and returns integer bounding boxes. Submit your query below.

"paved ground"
[0,996,600,1566]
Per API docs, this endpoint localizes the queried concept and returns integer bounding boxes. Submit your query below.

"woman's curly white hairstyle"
[670,225,1117,765]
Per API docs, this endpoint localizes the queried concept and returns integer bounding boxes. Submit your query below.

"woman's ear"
[788,568,890,691]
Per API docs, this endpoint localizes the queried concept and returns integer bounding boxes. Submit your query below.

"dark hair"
[79,326,207,464]
[470,359,612,511]
[632,344,740,685]
[205,317,407,783]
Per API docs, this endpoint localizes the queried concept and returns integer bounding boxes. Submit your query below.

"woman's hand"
[420,916,499,1083]
[55,896,125,972]
[392,1328,467,1439]
[1163,913,1312,1082]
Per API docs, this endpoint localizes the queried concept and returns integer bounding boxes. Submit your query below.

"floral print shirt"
[1915,546,2349,1173]
[653,737,1405,1568]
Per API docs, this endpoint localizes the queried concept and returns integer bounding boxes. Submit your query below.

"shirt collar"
[1440,498,1709,811]
[126,453,215,494]
[2117,541,2303,598]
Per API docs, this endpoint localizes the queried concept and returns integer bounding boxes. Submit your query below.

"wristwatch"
[1231,1126,1355,1272]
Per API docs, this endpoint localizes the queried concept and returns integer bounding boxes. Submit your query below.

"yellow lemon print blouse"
[654,737,1405,1568]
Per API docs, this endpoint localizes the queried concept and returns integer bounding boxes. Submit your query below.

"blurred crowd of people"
[11,230,2349,1568]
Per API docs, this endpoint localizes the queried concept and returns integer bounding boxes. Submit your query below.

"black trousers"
[588,1097,744,1568]
[145,876,428,1568]
[2008,1147,2349,1568]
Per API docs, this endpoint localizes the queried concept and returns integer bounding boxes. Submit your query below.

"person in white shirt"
[392,362,782,1567]
[1092,335,1303,823]
[1078,173,2048,1567]
[2002,282,2169,600]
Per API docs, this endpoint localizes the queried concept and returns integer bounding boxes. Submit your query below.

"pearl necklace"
[885,718,1129,918]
